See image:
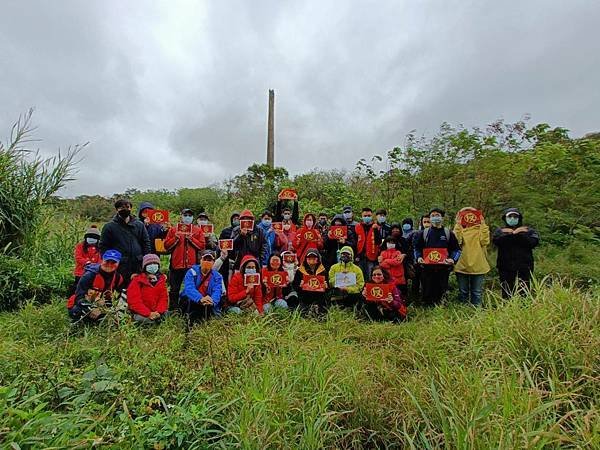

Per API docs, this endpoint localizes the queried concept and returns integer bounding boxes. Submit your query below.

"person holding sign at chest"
[163,208,206,311]
[227,255,264,314]
[362,266,407,322]
[292,249,328,316]
[294,213,324,264]
[232,209,269,269]
[261,254,290,313]
[328,246,365,310]
[413,208,461,306]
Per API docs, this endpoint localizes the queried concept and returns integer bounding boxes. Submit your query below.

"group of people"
[67,198,540,326]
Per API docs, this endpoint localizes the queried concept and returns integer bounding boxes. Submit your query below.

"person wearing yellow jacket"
[328,246,365,310]
[453,207,490,306]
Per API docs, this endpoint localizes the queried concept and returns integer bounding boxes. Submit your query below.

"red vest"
[355,223,380,261]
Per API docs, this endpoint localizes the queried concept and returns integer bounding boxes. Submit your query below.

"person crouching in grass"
[127,254,169,324]
[328,246,365,311]
[226,255,264,314]
[67,249,125,324]
[180,250,224,324]
[362,266,407,322]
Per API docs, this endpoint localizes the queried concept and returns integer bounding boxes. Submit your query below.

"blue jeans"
[456,273,485,306]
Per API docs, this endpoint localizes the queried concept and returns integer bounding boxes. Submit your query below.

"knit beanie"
[142,254,160,268]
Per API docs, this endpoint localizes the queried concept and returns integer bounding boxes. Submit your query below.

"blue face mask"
[343,212,352,220]
[245,267,256,274]
[402,223,412,231]
[182,215,193,225]
[146,264,159,274]
[362,216,373,224]
[86,237,98,245]
[506,216,519,227]
[377,216,386,224]
[262,219,272,227]
[430,216,443,226]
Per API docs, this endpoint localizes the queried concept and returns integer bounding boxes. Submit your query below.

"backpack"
[423,227,450,246]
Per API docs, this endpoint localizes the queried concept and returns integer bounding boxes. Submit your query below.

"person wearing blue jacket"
[180,250,223,323]
[256,210,276,266]
[138,201,168,254]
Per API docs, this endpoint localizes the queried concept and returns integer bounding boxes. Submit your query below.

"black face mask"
[340,255,351,263]
[319,219,327,226]
[118,209,130,218]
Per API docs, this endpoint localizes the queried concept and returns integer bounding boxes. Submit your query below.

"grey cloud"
[1,0,598,197]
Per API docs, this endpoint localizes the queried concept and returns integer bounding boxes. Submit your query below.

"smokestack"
[266,89,275,168]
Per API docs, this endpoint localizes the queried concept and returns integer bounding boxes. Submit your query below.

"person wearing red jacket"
[355,207,382,279]
[294,213,324,264]
[378,236,407,295]
[71,225,102,294]
[226,255,264,314]
[127,254,169,324]
[163,208,206,311]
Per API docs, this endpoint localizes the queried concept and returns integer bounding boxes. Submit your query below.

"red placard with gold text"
[200,224,214,234]
[329,225,347,239]
[147,209,169,224]
[458,209,483,228]
[302,274,326,292]
[364,283,393,302]
[218,239,233,251]
[283,253,297,264]
[302,229,319,241]
[240,219,254,231]
[278,188,298,200]
[423,248,449,265]
[176,223,192,235]
[272,222,283,231]
[263,271,289,287]
[244,273,261,286]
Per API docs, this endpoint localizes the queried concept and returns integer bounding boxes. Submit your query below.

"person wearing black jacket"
[323,214,356,269]
[230,209,269,269]
[275,200,299,226]
[99,199,151,285]
[492,208,540,298]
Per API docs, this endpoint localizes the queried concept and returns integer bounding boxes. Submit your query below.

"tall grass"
[0,283,598,448]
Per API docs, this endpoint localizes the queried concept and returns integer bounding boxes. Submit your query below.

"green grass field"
[1,282,598,449]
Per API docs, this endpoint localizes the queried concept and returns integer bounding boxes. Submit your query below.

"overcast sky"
[1,1,598,197]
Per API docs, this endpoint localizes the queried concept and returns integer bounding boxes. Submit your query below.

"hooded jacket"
[379,247,406,285]
[292,251,328,295]
[73,242,101,277]
[294,213,324,264]
[99,214,151,270]
[127,273,169,317]
[328,246,364,294]
[453,213,491,275]
[164,223,206,270]
[181,265,224,314]
[257,216,276,262]
[227,255,264,313]
[492,208,540,272]
[138,202,168,253]
[324,214,355,268]
[231,209,269,268]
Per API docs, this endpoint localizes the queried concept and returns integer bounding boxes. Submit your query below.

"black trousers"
[182,296,215,326]
[421,266,451,306]
[298,291,328,316]
[168,268,188,311]
[499,268,532,299]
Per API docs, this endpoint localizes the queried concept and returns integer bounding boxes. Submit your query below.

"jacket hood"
[239,254,259,272]
[240,209,254,220]
[340,245,354,259]
[230,211,240,226]
[302,213,316,226]
[501,208,523,227]
[331,214,345,226]
[138,201,155,217]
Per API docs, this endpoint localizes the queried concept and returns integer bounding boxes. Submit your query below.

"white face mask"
[146,264,159,274]
[386,243,396,250]
[198,219,208,225]
[86,237,98,245]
